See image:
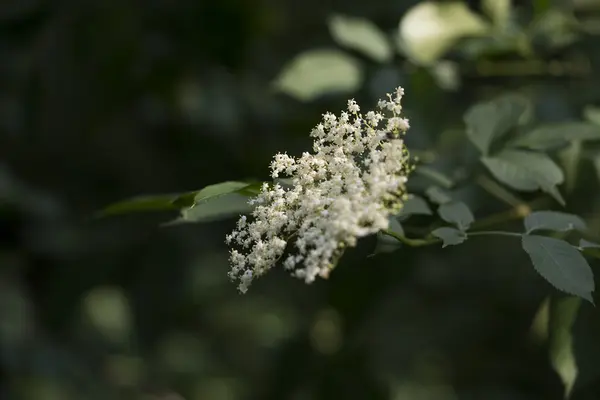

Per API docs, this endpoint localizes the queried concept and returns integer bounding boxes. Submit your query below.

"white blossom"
[226,87,412,293]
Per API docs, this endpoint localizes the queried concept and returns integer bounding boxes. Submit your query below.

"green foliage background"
[3,0,600,399]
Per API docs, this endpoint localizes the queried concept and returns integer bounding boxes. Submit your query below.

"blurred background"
[2,0,600,399]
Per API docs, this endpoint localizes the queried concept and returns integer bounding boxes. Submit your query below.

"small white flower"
[387,117,410,133]
[365,111,383,127]
[347,99,360,114]
[226,87,412,293]
[283,255,296,270]
[322,112,336,127]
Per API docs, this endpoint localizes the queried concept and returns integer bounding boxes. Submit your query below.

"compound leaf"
[522,235,594,304]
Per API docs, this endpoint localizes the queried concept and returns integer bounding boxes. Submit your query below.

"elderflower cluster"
[226,87,412,293]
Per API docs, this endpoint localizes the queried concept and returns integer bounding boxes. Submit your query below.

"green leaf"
[425,186,452,205]
[583,105,600,126]
[162,181,263,225]
[482,0,511,28]
[194,181,260,203]
[96,192,196,217]
[464,93,530,154]
[529,9,580,50]
[239,183,263,196]
[373,218,405,255]
[524,211,587,234]
[549,296,581,399]
[559,140,582,194]
[529,297,550,342]
[398,195,432,217]
[570,299,600,397]
[430,60,460,91]
[273,49,362,101]
[438,201,474,231]
[414,165,454,188]
[481,149,565,205]
[521,235,595,304]
[510,122,600,150]
[398,1,490,66]
[83,287,132,344]
[169,193,254,225]
[579,239,600,259]
[580,239,600,249]
[390,218,404,234]
[97,181,260,218]
[328,14,393,63]
[431,227,467,247]
[373,232,402,255]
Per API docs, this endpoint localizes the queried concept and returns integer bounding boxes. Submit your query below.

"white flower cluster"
[226,87,412,293]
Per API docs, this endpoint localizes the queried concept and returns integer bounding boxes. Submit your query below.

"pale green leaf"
[482,0,511,28]
[529,297,550,343]
[464,93,530,154]
[583,105,600,126]
[438,201,474,231]
[510,122,600,150]
[275,178,294,188]
[169,193,254,225]
[431,227,467,247]
[481,149,565,205]
[558,140,581,194]
[579,239,600,259]
[414,165,454,188]
[273,49,362,101]
[425,186,452,205]
[549,296,581,399]
[194,181,261,203]
[97,181,260,218]
[374,218,405,255]
[521,235,595,303]
[83,287,132,344]
[430,61,461,91]
[580,239,600,249]
[524,211,586,234]
[569,297,600,397]
[398,195,432,217]
[398,1,490,66]
[373,232,402,255]
[96,193,195,217]
[388,217,404,237]
[328,14,393,62]
[529,9,580,49]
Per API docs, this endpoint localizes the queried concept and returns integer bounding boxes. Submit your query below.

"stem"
[469,208,522,229]
[381,195,547,249]
[468,231,522,238]
[382,229,438,247]
[382,229,522,249]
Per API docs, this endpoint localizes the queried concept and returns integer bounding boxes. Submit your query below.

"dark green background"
[1,0,600,399]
